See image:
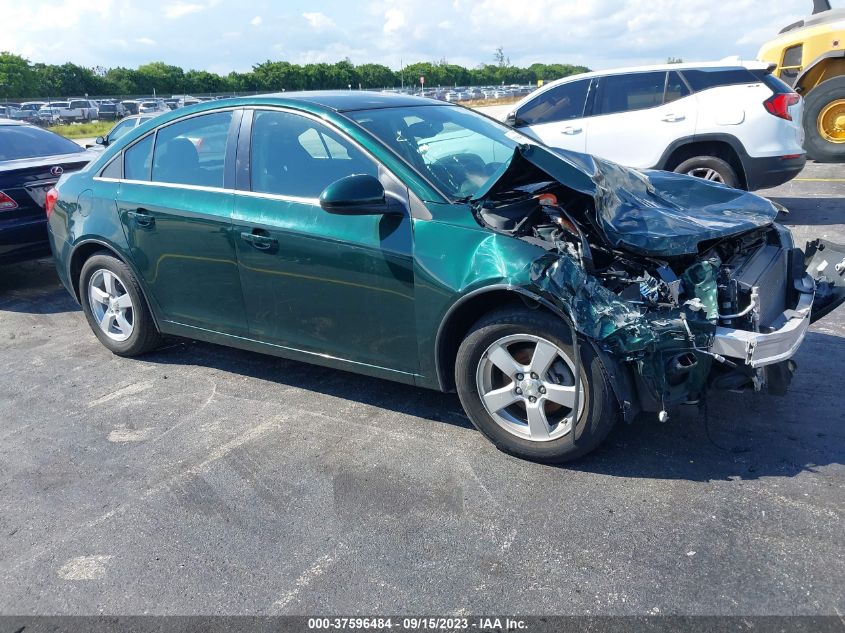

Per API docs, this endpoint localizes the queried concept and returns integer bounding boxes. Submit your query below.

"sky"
[0,0,828,74]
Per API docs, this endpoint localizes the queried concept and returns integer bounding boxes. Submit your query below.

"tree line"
[0,52,590,100]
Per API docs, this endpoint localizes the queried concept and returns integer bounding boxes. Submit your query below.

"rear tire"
[79,252,161,357]
[674,156,739,188]
[803,76,845,163]
[455,308,618,463]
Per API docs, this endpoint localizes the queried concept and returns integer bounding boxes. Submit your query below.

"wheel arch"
[795,51,845,93]
[655,134,748,189]
[434,286,568,392]
[68,238,162,330]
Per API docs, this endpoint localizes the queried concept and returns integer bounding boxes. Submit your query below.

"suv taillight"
[764,92,800,120]
[0,192,18,211]
[44,187,59,218]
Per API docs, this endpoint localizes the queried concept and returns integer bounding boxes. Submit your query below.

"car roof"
[535,59,771,87]
[234,90,449,112]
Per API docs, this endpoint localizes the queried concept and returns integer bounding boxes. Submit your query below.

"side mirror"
[95,136,107,146]
[505,112,518,127]
[319,174,390,215]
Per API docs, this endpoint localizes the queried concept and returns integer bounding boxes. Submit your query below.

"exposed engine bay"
[470,148,845,419]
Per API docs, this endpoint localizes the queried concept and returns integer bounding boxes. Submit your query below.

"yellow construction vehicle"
[758,0,845,161]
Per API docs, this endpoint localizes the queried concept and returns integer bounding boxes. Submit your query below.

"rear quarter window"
[681,68,759,92]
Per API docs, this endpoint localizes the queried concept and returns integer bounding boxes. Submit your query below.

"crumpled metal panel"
[530,254,657,354]
[480,144,779,257]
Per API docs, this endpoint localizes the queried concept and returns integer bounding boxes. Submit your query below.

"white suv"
[504,61,806,190]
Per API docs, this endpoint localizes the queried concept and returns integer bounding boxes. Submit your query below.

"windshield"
[348,105,532,199]
[0,125,85,160]
[108,118,136,142]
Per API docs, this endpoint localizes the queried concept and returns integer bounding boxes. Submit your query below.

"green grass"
[50,120,114,139]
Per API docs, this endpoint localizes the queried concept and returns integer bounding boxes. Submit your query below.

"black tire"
[455,308,618,463]
[803,76,845,163]
[674,156,740,188]
[79,252,162,357]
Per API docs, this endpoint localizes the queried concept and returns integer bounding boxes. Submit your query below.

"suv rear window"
[749,70,795,95]
[680,68,759,92]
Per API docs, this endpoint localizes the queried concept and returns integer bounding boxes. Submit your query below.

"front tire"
[455,308,618,463]
[674,155,739,188]
[803,76,845,163]
[79,252,161,356]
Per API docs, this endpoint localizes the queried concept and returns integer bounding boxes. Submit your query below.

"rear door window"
[516,79,590,125]
[151,111,233,188]
[594,72,667,115]
[124,135,154,181]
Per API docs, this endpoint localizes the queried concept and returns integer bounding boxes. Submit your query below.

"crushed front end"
[472,145,845,419]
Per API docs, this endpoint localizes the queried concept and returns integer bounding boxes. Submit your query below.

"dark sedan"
[0,121,96,264]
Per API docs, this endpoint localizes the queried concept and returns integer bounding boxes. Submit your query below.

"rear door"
[232,108,417,374]
[585,71,697,168]
[510,78,592,153]
[116,109,249,335]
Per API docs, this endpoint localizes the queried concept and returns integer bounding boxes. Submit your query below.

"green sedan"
[46,92,844,463]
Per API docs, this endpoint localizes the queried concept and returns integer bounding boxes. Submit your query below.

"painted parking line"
[794,178,845,182]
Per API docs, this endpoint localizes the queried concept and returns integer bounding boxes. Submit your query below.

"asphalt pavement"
[0,163,843,615]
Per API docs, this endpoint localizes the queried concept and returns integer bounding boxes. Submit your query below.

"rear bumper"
[710,275,814,368]
[743,153,806,191]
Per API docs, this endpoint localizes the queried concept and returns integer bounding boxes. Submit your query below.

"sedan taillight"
[764,92,800,121]
[0,192,18,211]
[45,187,59,218]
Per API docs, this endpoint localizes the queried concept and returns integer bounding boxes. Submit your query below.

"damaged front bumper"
[711,274,814,368]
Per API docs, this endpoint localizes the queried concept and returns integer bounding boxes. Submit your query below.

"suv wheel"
[455,308,617,463]
[79,252,162,356]
[674,156,739,188]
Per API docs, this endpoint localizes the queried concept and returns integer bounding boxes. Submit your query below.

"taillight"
[44,187,59,218]
[764,92,800,120]
[0,192,18,211]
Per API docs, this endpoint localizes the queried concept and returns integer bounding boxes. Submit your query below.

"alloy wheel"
[475,334,584,442]
[686,167,725,183]
[88,269,135,342]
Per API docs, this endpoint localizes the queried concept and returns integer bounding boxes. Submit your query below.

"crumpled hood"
[475,144,778,257]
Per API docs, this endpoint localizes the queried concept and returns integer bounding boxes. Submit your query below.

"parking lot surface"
[0,163,843,615]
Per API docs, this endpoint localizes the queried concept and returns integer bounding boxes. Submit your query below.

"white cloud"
[135,37,157,46]
[383,8,406,34]
[0,0,815,78]
[303,12,335,29]
[163,2,205,18]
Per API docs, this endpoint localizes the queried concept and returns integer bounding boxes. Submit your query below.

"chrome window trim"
[98,105,244,180]
[92,175,320,205]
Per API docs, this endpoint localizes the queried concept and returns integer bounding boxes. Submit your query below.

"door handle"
[127,209,155,228]
[661,114,685,122]
[561,126,583,135]
[240,230,278,251]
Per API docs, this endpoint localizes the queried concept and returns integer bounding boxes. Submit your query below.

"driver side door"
[232,108,418,377]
